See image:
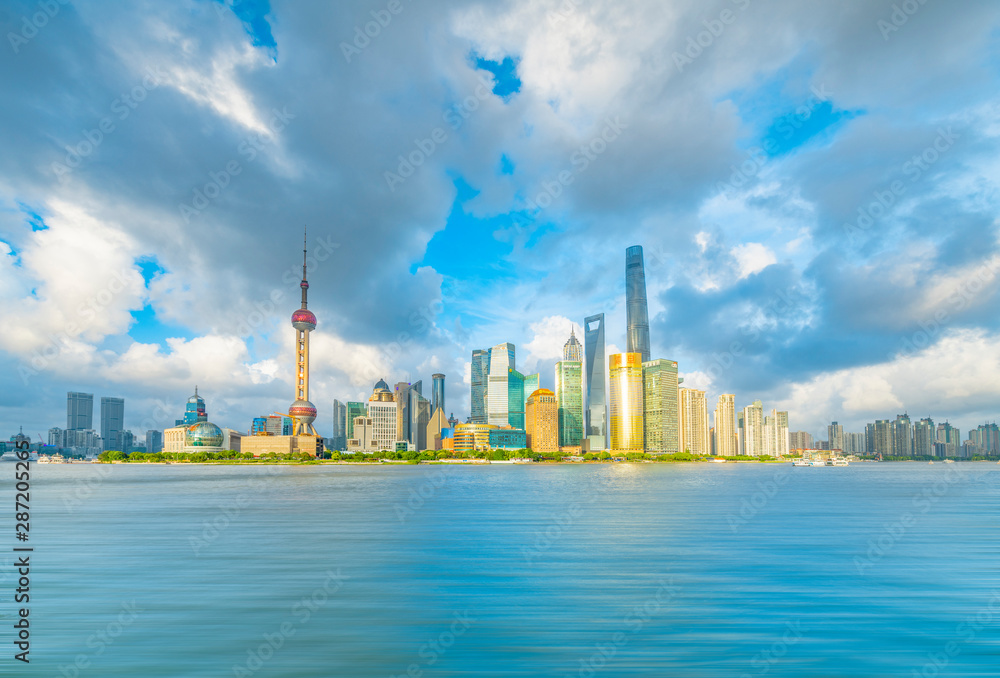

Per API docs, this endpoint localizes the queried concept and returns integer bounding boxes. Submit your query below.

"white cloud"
[730,242,777,279]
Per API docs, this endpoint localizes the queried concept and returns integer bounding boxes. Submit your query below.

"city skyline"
[3,2,1000,443]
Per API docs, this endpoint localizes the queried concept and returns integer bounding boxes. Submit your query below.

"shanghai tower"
[625,245,651,363]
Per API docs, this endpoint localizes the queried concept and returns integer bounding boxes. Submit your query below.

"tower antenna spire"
[300,226,309,309]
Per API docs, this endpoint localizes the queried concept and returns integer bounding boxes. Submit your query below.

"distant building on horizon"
[432,374,446,415]
[487,343,515,428]
[332,400,347,451]
[741,400,764,456]
[100,396,124,452]
[470,349,491,424]
[555,351,583,448]
[67,391,93,431]
[609,353,644,451]
[788,430,814,451]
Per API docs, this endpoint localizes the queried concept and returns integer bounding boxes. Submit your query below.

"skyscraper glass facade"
[555,360,583,447]
[625,246,651,363]
[642,359,679,454]
[584,313,607,449]
[67,391,94,431]
[609,353,644,451]
[471,349,491,424]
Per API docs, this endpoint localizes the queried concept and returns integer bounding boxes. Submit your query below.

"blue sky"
[1,0,1000,441]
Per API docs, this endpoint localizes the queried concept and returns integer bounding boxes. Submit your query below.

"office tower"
[609,353,644,451]
[432,374,446,415]
[642,359,679,454]
[508,368,526,430]
[119,430,135,454]
[522,373,539,415]
[145,429,163,454]
[741,400,764,456]
[426,407,449,450]
[913,418,935,457]
[100,397,124,452]
[413,387,431,451]
[346,401,366,441]
[48,428,64,447]
[563,328,583,362]
[181,387,208,425]
[584,313,607,449]
[936,422,960,458]
[525,388,559,454]
[679,388,710,455]
[788,431,813,451]
[265,415,284,435]
[287,231,320,437]
[892,414,913,457]
[67,392,94,430]
[865,423,876,454]
[368,380,397,451]
[555,359,584,447]
[332,400,347,451]
[470,349,491,424]
[488,343,515,427]
[714,394,737,457]
[625,246,651,363]
[828,422,844,453]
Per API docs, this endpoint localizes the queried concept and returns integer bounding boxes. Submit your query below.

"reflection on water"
[2,462,998,677]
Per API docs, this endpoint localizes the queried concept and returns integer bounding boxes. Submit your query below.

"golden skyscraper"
[609,353,644,451]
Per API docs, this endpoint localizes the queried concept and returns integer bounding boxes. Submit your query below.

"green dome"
[185,422,224,448]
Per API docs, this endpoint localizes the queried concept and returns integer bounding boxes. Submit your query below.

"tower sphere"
[292,309,317,331]
[289,399,318,425]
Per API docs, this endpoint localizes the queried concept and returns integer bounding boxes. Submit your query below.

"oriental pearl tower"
[288,229,319,436]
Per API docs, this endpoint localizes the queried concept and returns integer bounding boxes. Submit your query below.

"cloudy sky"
[2,0,1000,442]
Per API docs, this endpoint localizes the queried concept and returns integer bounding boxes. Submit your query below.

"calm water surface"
[1,462,998,677]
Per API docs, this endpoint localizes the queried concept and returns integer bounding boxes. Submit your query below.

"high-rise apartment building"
[625,246,651,363]
[100,397,125,452]
[936,422,960,458]
[828,421,844,452]
[741,400,764,456]
[763,410,789,457]
[609,353,644,451]
[487,343,515,427]
[788,430,813,451]
[679,388,710,455]
[525,388,558,454]
[584,313,607,449]
[874,419,893,457]
[470,349,491,424]
[555,359,583,447]
[892,414,913,457]
[714,394,737,457]
[642,359,679,454]
[67,391,94,430]
[914,418,935,457]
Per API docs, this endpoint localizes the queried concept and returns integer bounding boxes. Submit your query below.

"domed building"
[184,421,224,451]
[163,389,240,455]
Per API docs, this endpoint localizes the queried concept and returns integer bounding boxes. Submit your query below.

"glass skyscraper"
[432,373,445,414]
[555,359,583,447]
[625,246,651,363]
[584,313,607,449]
[507,368,526,431]
[522,373,539,415]
[346,401,366,442]
[487,343,515,427]
[471,349,491,424]
[609,353,644,451]
[67,391,93,430]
